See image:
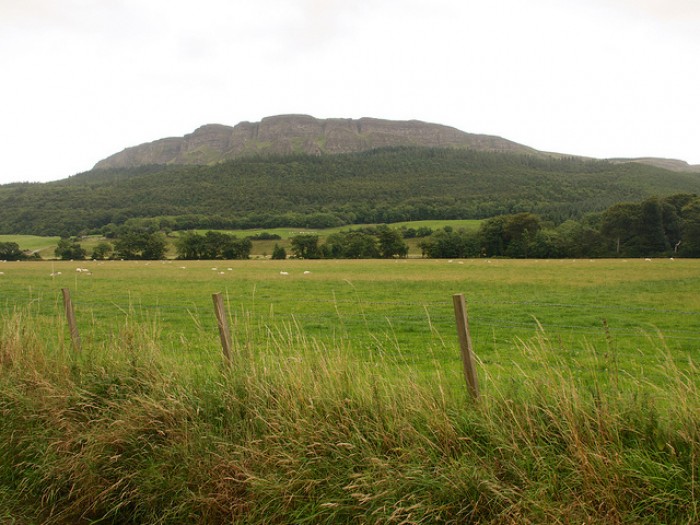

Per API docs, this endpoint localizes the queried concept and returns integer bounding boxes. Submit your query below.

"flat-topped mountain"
[93,115,538,169]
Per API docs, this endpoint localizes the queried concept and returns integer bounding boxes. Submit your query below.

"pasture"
[1,258,699,523]
[1,257,698,388]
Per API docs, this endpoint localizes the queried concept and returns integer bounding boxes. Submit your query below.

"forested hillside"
[2,148,700,236]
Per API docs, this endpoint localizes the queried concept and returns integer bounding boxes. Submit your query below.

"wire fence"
[4,282,699,355]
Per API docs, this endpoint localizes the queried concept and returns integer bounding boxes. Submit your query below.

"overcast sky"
[1,0,699,184]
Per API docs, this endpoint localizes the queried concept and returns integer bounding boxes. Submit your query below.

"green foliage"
[90,242,113,260]
[113,230,167,260]
[271,243,287,260]
[290,234,320,259]
[323,231,380,259]
[418,228,480,258]
[2,148,700,236]
[246,231,282,241]
[377,226,408,258]
[54,237,86,260]
[0,241,27,261]
[680,197,700,256]
[175,231,251,260]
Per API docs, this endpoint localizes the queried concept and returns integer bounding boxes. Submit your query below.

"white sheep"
[280,271,289,276]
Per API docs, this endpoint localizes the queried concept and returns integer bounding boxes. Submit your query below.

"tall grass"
[1,307,698,524]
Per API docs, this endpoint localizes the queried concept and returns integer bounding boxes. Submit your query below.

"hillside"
[2,148,700,236]
[93,115,539,169]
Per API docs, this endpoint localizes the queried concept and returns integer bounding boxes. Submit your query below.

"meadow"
[1,258,699,523]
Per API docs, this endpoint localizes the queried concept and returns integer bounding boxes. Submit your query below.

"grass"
[1,258,697,379]
[0,234,61,258]
[0,299,698,524]
[1,259,698,522]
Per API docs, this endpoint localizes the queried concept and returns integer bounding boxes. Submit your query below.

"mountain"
[1,115,699,236]
[2,147,700,236]
[93,115,539,169]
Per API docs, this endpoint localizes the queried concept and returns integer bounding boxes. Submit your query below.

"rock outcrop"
[93,115,537,169]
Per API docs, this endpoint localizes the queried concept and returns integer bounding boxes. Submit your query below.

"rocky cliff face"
[93,115,537,169]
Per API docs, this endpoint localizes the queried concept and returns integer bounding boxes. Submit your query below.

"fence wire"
[3,284,699,349]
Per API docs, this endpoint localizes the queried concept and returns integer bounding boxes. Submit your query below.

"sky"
[1,0,699,184]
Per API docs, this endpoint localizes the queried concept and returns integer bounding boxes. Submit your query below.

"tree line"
[416,194,700,258]
[13,193,700,260]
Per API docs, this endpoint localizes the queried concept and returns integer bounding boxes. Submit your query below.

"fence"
[3,278,698,400]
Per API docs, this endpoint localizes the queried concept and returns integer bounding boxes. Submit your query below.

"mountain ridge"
[93,114,700,173]
[93,114,541,169]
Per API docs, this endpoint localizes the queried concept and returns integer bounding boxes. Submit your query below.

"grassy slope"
[0,234,60,256]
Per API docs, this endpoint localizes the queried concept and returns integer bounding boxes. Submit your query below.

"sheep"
[280,271,289,276]
[303,271,311,275]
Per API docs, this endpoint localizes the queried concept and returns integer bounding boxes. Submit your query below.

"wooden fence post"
[453,293,479,400]
[212,292,233,367]
[61,288,82,353]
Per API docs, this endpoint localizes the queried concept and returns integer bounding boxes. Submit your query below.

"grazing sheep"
[303,271,311,275]
[280,271,289,276]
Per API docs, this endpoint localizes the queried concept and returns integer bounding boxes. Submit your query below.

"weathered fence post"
[452,293,479,400]
[61,288,82,353]
[212,292,233,367]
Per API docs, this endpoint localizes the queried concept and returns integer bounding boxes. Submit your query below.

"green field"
[1,258,697,383]
[0,234,60,257]
[1,259,699,523]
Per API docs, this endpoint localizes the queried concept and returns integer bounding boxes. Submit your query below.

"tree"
[290,234,320,259]
[55,238,86,260]
[91,242,113,260]
[478,213,541,257]
[637,197,669,255]
[114,230,166,260]
[418,228,479,258]
[175,231,207,259]
[0,241,27,261]
[680,197,700,256]
[271,244,287,260]
[377,227,408,258]
[600,203,640,256]
[221,237,252,260]
[175,231,251,260]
